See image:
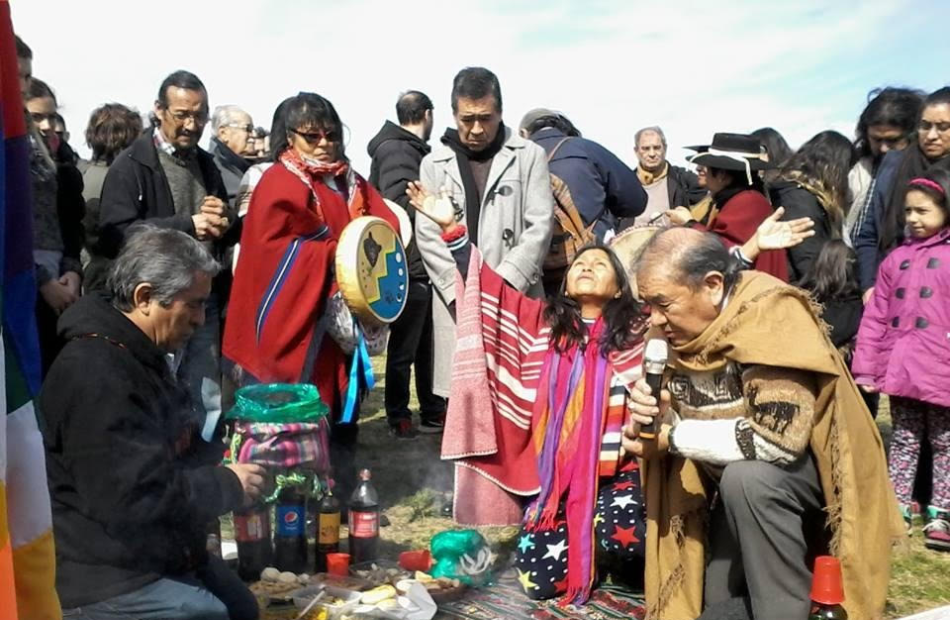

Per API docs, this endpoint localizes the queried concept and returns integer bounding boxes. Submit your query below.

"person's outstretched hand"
[756,207,815,250]
[407,182,457,232]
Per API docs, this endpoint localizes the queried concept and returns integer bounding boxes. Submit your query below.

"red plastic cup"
[399,549,432,572]
[810,555,845,605]
[326,552,351,576]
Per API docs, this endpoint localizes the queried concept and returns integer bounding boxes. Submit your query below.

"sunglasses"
[291,128,341,143]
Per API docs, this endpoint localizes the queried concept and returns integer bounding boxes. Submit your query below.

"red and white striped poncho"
[441,247,644,525]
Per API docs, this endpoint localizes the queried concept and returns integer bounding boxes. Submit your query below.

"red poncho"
[700,189,789,281]
[223,157,399,416]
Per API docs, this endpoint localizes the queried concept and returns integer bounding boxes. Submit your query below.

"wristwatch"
[667,424,679,456]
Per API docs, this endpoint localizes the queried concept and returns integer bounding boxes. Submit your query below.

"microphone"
[639,339,669,440]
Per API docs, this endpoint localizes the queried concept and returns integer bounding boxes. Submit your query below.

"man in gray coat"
[415,67,554,399]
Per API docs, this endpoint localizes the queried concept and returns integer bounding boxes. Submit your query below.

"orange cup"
[399,549,432,572]
[810,556,845,605]
[326,552,351,576]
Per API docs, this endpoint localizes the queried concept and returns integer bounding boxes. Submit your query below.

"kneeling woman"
[408,185,810,605]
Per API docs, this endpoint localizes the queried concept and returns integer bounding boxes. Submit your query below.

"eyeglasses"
[167,110,208,124]
[227,123,254,133]
[291,128,341,143]
[920,120,950,133]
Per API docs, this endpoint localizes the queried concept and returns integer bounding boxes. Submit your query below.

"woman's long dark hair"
[854,87,924,161]
[266,97,293,162]
[778,130,855,234]
[797,240,860,302]
[879,87,950,252]
[751,127,793,168]
[270,92,347,163]
[543,244,644,356]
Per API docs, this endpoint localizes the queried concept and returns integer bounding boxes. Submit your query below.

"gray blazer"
[416,128,554,395]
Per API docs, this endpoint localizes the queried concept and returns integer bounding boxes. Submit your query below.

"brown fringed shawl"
[643,271,903,620]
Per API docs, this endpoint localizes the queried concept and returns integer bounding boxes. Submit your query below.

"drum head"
[335,216,408,325]
[609,225,661,281]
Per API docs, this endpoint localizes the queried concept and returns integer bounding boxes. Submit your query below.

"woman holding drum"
[224,92,402,493]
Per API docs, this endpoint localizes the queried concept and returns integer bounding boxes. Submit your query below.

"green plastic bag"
[226,383,329,424]
[430,529,494,586]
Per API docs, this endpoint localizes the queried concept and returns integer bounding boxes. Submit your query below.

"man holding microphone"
[621,227,901,620]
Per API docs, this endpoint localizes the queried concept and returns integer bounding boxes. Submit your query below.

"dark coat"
[531,128,647,240]
[367,121,431,280]
[87,131,236,290]
[769,181,836,283]
[208,136,251,208]
[854,150,903,291]
[667,164,706,209]
[40,294,243,608]
[55,141,86,277]
[821,295,864,349]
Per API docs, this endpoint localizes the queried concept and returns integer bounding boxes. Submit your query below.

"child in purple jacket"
[853,168,950,552]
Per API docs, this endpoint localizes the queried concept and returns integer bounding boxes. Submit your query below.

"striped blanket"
[441,248,643,526]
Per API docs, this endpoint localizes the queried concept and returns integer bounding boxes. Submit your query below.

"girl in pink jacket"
[853,168,950,552]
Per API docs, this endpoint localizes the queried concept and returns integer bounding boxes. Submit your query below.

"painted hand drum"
[335,216,408,326]
[609,225,661,282]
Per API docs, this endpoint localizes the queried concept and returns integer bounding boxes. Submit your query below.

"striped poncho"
[441,244,645,602]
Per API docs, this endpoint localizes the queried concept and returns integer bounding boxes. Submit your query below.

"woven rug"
[261,571,646,620]
[435,571,646,620]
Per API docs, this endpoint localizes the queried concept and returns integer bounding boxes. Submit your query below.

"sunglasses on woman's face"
[291,128,341,143]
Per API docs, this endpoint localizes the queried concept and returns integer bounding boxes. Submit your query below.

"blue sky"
[12,0,949,172]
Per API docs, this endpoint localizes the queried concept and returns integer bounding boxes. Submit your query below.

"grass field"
[307,358,950,618]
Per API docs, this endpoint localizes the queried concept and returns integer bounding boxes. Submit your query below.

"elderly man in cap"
[520,108,647,293]
[667,132,788,280]
[621,227,902,620]
[520,108,646,241]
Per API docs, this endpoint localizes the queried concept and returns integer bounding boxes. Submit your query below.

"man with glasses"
[96,70,236,444]
[209,105,255,206]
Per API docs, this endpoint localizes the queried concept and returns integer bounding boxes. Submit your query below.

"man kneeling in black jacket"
[40,226,265,620]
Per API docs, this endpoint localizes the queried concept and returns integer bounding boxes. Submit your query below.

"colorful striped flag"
[0,1,62,618]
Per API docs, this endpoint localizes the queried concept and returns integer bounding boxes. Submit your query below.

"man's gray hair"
[635,125,667,148]
[108,225,220,311]
[211,104,248,132]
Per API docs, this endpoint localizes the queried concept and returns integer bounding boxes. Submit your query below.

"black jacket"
[367,121,431,280]
[821,295,864,349]
[530,128,647,240]
[39,294,244,608]
[209,136,251,207]
[87,131,237,290]
[667,165,706,208]
[769,181,834,282]
[54,141,86,277]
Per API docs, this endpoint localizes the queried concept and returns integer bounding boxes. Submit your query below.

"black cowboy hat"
[685,133,774,171]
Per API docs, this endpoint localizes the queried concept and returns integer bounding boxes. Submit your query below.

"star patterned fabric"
[515,469,646,601]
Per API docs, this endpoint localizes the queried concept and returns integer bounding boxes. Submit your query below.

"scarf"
[441,124,507,243]
[526,320,619,606]
[637,162,669,186]
[643,271,903,620]
[279,149,365,222]
[880,146,950,252]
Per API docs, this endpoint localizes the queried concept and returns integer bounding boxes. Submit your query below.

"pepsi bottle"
[274,486,307,573]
